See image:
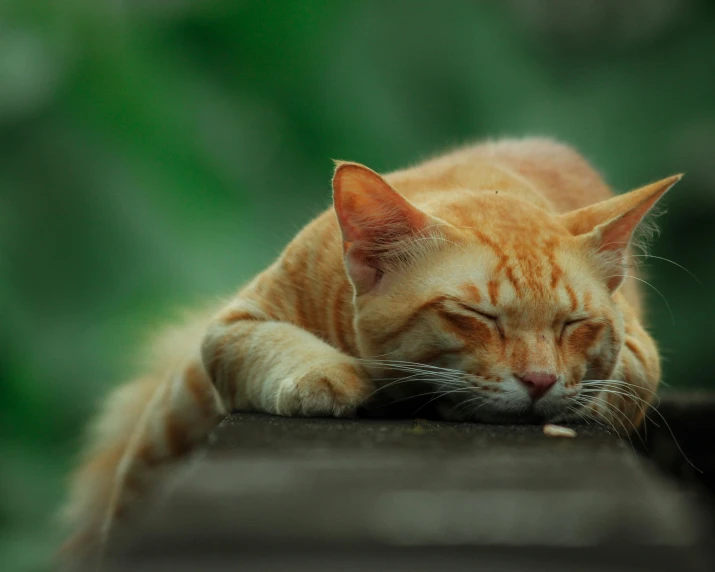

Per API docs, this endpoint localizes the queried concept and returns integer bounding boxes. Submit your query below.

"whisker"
[359,356,476,405]
[361,375,462,404]
[565,404,595,427]
[572,394,640,450]
[385,386,474,407]
[605,274,674,325]
[581,381,666,435]
[579,385,655,438]
[411,387,475,414]
[454,394,485,412]
[630,254,702,284]
[584,389,655,445]
[579,387,654,408]
[366,364,465,379]
[581,379,661,404]
[360,358,467,375]
[575,403,620,436]
[631,397,703,474]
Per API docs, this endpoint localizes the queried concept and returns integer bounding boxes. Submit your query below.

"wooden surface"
[105,406,715,571]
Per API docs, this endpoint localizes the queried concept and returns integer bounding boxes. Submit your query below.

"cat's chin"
[436,401,564,425]
[472,411,547,425]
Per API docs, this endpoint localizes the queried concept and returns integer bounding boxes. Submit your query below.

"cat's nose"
[516,371,557,400]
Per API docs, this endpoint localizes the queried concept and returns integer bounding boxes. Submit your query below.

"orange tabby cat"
[60,138,679,566]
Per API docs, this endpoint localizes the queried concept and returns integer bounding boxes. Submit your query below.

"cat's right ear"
[332,162,431,295]
[559,174,682,292]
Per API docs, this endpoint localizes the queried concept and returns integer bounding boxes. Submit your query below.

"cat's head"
[332,162,680,423]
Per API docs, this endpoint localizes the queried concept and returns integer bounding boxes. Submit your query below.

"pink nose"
[517,371,557,400]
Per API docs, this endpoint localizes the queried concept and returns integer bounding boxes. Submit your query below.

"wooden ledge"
[106,408,714,571]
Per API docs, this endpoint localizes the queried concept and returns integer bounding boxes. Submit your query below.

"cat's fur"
[60,138,680,566]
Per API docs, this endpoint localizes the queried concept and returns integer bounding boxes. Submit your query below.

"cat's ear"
[560,174,682,291]
[332,162,432,295]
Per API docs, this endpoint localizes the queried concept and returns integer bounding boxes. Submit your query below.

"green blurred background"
[2,0,715,569]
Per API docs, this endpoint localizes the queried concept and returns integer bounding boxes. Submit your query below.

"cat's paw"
[275,362,374,417]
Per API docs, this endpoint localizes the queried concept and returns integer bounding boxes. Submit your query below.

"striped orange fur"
[60,138,680,567]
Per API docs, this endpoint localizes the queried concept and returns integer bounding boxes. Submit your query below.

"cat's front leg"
[202,307,374,417]
[272,359,372,416]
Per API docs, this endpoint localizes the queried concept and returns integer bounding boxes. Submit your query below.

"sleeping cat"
[60,138,679,566]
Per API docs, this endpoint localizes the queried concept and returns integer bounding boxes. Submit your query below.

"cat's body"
[60,138,678,567]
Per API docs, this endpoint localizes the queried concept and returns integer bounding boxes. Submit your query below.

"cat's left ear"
[332,162,434,295]
[560,174,682,291]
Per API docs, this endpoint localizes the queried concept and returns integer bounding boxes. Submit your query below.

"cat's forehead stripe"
[565,285,578,311]
[542,239,565,288]
[454,247,584,312]
[583,291,593,312]
[550,262,564,288]
[470,227,508,260]
[459,230,570,304]
[488,279,500,305]
[504,265,522,298]
[461,283,482,304]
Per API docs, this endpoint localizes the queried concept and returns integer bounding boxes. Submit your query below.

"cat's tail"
[58,374,162,567]
[57,355,224,570]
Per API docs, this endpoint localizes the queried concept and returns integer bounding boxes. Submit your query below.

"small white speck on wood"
[543,424,577,438]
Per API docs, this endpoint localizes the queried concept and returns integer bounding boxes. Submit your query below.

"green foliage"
[2,1,714,569]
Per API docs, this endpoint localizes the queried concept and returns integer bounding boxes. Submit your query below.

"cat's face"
[333,163,678,423]
[352,219,624,423]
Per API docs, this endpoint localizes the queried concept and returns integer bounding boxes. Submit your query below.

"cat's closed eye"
[559,316,590,340]
[457,303,499,322]
[452,303,505,339]
[563,316,590,327]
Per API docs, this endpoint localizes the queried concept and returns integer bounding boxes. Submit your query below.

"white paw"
[275,363,373,417]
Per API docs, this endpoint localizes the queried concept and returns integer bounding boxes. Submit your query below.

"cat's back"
[387,137,614,213]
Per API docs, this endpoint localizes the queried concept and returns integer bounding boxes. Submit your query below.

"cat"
[59,137,679,567]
